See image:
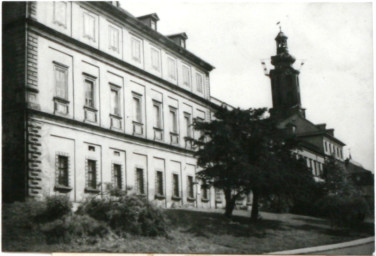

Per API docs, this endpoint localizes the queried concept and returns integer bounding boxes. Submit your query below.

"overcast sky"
[123,1,374,171]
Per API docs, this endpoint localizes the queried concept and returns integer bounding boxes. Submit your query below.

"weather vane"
[276,21,281,32]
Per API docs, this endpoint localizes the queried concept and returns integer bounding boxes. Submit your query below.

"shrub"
[41,195,72,222]
[40,214,109,244]
[77,194,167,236]
[315,194,369,227]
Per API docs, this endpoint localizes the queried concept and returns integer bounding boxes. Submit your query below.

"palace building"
[265,30,346,180]
[3,1,224,207]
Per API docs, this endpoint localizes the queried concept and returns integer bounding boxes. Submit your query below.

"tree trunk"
[224,188,235,219]
[250,190,259,222]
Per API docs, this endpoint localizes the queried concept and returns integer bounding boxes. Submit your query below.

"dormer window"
[137,13,159,31]
[167,33,188,49]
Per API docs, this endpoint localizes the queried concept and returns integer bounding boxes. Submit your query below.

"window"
[85,79,95,108]
[180,40,185,48]
[54,64,68,99]
[155,171,164,196]
[196,117,205,141]
[324,141,328,152]
[136,168,145,194]
[87,159,97,189]
[110,88,120,116]
[109,25,119,52]
[167,57,176,80]
[151,47,160,71]
[182,65,190,87]
[172,174,179,197]
[153,101,162,129]
[56,155,69,186]
[113,164,122,189]
[201,180,209,200]
[187,176,194,198]
[151,20,156,30]
[184,113,192,138]
[53,2,67,27]
[169,107,178,133]
[133,95,142,123]
[83,12,95,41]
[196,73,203,93]
[131,37,141,62]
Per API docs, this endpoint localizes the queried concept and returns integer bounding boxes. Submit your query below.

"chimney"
[137,13,160,31]
[167,33,188,49]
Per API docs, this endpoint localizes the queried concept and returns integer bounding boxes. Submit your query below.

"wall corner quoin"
[26,119,43,198]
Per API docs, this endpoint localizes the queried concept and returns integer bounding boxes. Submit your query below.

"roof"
[297,130,346,146]
[297,140,325,156]
[137,13,160,21]
[90,2,215,71]
[275,31,287,40]
[167,32,188,40]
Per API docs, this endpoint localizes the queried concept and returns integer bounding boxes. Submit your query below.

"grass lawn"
[3,207,374,253]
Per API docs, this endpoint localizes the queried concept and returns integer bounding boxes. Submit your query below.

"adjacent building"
[3,1,221,208]
[265,30,346,180]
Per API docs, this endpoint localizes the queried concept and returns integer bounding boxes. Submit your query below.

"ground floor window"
[56,154,69,187]
[187,176,194,198]
[172,174,180,197]
[113,163,122,189]
[136,168,145,195]
[155,171,164,196]
[87,159,97,189]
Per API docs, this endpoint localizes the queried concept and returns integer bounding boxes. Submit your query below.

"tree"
[321,156,355,196]
[192,106,315,221]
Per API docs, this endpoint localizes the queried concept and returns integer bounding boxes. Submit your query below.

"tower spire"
[267,29,305,120]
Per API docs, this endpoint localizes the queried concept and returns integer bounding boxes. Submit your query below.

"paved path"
[314,241,374,255]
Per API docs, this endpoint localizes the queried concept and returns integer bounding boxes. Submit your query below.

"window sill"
[187,197,196,202]
[171,195,181,201]
[110,113,122,119]
[84,187,100,193]
[215,199,223,203]
[201,198,210,203]
[54,185,72,192]
[53,96,69,104]
[84,105,98,112]
[155,194,166,200]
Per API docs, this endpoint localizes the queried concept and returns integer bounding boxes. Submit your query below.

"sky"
[122,1,374,171]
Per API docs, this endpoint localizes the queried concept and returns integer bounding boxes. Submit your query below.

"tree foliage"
[192,106,315,220]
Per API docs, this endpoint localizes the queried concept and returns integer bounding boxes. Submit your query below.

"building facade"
[3,1,223,208]
[266,31,346,180]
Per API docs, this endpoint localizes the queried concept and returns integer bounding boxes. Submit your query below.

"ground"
[3,207,374,253]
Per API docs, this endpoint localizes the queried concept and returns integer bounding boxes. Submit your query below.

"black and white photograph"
[2,1,374,254]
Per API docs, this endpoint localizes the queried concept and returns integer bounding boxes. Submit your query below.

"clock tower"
[269,31,305,119]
